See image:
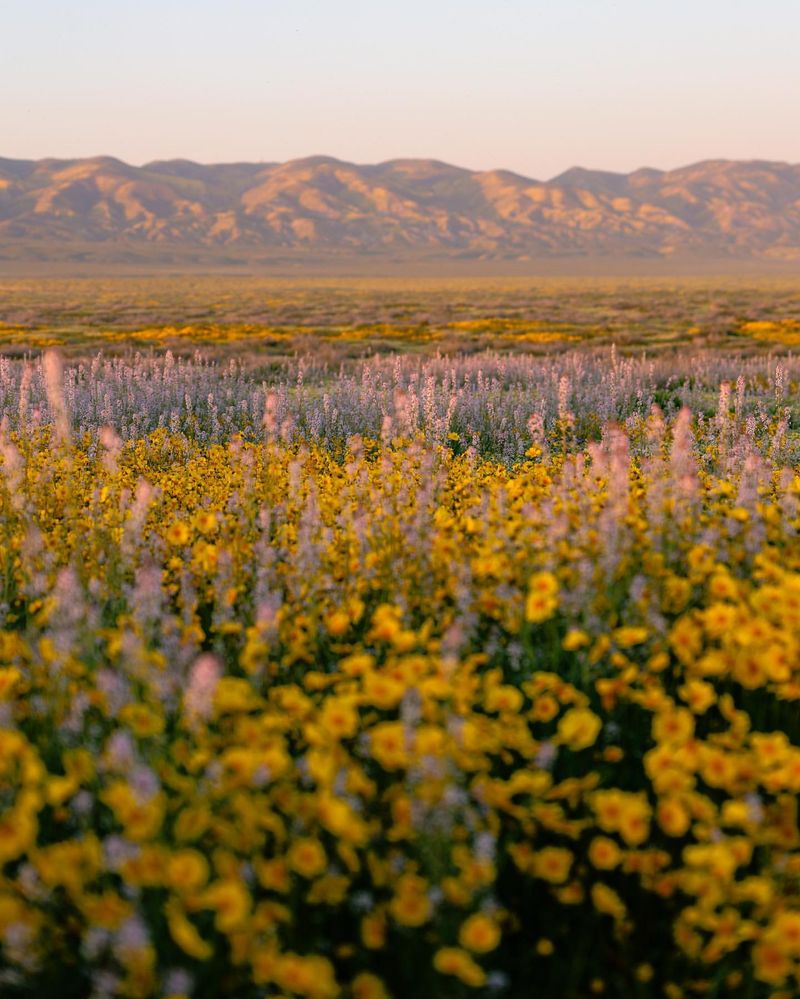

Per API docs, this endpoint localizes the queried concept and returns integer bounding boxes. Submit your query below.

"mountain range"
[2,155,800,265]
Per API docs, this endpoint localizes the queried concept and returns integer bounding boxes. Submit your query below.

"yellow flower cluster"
[0,423,799,996]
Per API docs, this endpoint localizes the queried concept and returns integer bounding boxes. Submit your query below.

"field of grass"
[0,276,799,357]
[0,279,800,997]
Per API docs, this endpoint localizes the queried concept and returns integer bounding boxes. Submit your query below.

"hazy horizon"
[4,150,800,184]
[5,149,800,189]
[3,0,799,180]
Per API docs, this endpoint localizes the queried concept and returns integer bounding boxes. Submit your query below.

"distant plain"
[0,275,798,360]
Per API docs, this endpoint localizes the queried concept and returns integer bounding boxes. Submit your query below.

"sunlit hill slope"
[1,155,800,264]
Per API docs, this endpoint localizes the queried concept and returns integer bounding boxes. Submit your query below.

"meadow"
[1,275,799,357]
[1,278,800,997]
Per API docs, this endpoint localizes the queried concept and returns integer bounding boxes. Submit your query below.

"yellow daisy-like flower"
[165,519,191,546]
[459,912,501,953]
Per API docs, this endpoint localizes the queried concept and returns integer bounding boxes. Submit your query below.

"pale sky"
[2,0,798,179]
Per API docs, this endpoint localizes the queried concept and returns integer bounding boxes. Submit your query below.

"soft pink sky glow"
[2,0,799,178]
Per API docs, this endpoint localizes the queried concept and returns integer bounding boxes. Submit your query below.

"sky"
[2,0,799,180]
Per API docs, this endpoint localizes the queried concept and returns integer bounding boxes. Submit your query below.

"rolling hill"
[1,154,800,266]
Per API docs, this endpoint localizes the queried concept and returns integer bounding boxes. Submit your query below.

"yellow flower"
[361,673,405,710]
[485,684,523,713]
[618,806,651,847]
[254,857,290,893]
[102,782,166,841]
[368,604,402,643]
[683,843,738,882]
[361,910,387,949]
[532,847,573,884]
[591,883,626,922]
[0,807,37,864]
[528,571,558,597]
[165,519,191,545]
[166,849,209,893]
[562,629,590,651]
[340,653,374,677]
[325,610,350,637]
[318,795,368,845]
[433,947,486,988]
[703,602,737,637]
[752,941,791,985]
[677,679,716,714]
[588,836,622,870]
[708,569,739,600]
[318,697,359,740]
[669,615,703,664]
[251,945,280,985]
[765,911,800,956]
[458,912,501,953]
[192,539,218,574]
[119,703,165,738]
[751,732,791,766]
[652,708,694,746]
[591,789,651,846]
[699,747,738,789]
[557,707,602,751]
[274,953,339,999]
[369,721,408,770]
[662,575,692,613]
[525,572,559,623]
[613,626,648,648]
[0,668,21,700]
[194,510,218,535]
[213,677,258,714]
[197,879,250,933]
[390,874,432,927]
[352,972,391,999]
[390,891,431,928]
[288,838,327,879]
[656,797,691,838]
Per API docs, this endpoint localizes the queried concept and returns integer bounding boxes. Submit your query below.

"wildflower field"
[2,278,800,997]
